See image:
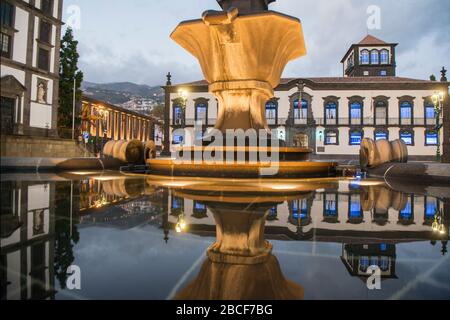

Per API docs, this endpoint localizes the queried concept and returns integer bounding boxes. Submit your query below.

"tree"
[150,104,164,120]
[430,74,436,81]
[59,27,84,138]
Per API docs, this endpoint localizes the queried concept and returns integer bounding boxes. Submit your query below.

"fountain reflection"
[1,175,449,300]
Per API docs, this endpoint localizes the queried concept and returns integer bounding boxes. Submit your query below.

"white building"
[165,35,449,161]
[1,0,63,137]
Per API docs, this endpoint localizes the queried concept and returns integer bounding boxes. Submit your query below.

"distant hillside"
[82,81,164,105]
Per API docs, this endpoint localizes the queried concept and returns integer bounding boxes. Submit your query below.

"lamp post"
[432,91,444,162]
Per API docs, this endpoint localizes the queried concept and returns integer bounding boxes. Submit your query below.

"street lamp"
[431,91,445,162]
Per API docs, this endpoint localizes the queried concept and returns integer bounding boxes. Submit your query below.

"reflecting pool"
[1,172,449,300]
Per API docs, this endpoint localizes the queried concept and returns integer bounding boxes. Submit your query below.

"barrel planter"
[360,138,379,169]
[144,140,157,162]
[104,140,144,164]
[390,139,408,163]
[376,139,392,165]
[103,140,116,158]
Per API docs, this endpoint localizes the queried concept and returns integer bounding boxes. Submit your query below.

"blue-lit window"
[294,99,308,119]
[360,256,369,272]
[380,70,387,76]
[425,130,438,146]
[172,197,183,210]
[400,198,413,220]
[325,102,337,123]
[360,50,369,65]
[292,200,308,219]
[195,103,207,123]
[349,130,363,146]
[375,130,388,141]
[172,133,184,145]
[173,105,183,125]
[194,201,206,211]
[425,104,435,121]
[380,243,387,251]
[268,206,278,220]
[325,130,338,145]
[349,195,362,219]
[400,102,413,121]
[324,194,337,216]
[380,50,389,64]
[266,101,277,123]
[380,257,389,272]
[425,198,437,219]
[371,50,379,64]
[400,130,413,145]
[350,102,362,125]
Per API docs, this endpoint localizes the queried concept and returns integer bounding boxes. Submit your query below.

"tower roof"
[358,34,387,45]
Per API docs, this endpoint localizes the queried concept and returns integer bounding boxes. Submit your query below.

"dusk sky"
[62,0,450,86]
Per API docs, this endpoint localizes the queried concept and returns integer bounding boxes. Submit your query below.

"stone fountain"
[147,0,336,178]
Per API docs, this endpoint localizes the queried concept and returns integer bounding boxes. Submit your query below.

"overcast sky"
[63,0,450,86]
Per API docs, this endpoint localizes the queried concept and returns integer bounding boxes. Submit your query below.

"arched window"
[425,102,436,125]
[265,100,277,125]
[350,101,362,125]
[290,199,311,226]
[380,49,389,64]
[349,194,363,222]
[193,201,207,216]
[425,130,438,146]
[399,129,414,145]
[425,197,438,220]
[349,129,363,145]
[371,50,379,64]
[325,130,338,145]
[268,206,278,221]
[173,102,184,126]
[399,196,414,224]
[360,50,369,65]
[325,102,337,125]
[294,99,308,120]
[375,100,388,125]
[400,101,413,125]
[374,129,389,141]
[195,101,208,124]
[324,194,338,217]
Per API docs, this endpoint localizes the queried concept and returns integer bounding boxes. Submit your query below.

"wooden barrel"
[376,139,392,165]
[118,140,144,164]
[144,140,157,162]
[112,140,127,161]
[391,191,408,211]
[103,140,116,158]
[390,139,408,163]
[360,138,379,168]
[101,179,115,196]
[375,187,392,212]
[360,187,376,211]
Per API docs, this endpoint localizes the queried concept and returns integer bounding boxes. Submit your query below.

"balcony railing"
[171,117,442,128]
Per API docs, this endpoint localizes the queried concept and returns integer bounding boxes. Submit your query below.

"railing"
[170,117,443,128]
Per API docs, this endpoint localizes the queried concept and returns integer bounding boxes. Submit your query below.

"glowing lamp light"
[439,224,445,235]
[175,224,182,233]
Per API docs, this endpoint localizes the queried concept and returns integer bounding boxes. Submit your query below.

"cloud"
[65,0,450,85]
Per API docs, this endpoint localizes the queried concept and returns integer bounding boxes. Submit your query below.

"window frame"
[324,129,339,146]
[424,129,438,146]
[370,49,379,65]
[194,98,209,126]
[172,99,185,126]
[373,96,389,126]
[38,19,53,44]
[348,96,364,125]
[398,97,415,125]
[0,31,12,58]
[265,99,278,126]
[399,129,414,146]
[360,49,370,65]
[374,128,389,141]
[323,96,340,126]
[37,46,50,71]
[40,0,54,16]
[349,128,363,146]
[380,49,389,64]
[1,1,15,28]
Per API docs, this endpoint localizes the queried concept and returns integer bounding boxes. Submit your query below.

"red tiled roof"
[358,34,387,45]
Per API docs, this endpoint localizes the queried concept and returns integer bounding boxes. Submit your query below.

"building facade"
[81,96,162,147]
[1,0,63,137]
[164,35,449,161]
